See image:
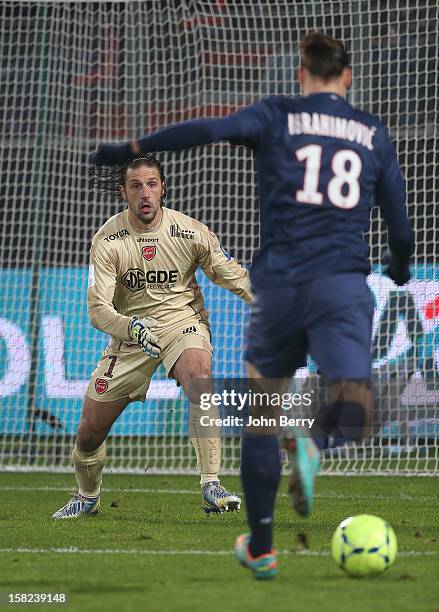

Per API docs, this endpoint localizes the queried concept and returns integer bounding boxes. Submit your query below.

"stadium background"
[0,0,438,473]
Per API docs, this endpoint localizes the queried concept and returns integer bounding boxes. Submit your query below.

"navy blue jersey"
[134,92,414,289]
[230,93,414,287]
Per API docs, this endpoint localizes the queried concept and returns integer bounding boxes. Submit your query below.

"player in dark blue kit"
[91,32,414,580]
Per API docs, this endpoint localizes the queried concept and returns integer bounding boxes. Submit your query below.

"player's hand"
[90,142,133,166]
[129,316,160,358]
[382,250,411,286]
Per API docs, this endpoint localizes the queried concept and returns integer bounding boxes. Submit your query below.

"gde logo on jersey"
[121,268,178,291]
[142,246,156,261]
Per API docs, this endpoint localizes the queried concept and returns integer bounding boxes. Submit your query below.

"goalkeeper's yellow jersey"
[88,207,252,343]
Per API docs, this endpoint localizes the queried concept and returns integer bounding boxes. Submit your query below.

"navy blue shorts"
[246,273,374,379]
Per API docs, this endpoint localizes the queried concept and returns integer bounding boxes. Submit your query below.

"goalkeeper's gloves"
[129,316,160,358]
[382,250,411,286]
[90,142,134,167]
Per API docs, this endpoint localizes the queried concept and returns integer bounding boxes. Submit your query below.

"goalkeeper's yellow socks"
[72,440,106,498]
[189,402,221,484]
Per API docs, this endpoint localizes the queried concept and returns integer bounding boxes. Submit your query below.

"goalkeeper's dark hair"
[90,154,167,204]
[300,31,349,79]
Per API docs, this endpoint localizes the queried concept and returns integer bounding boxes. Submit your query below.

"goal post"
[0,0,437,475]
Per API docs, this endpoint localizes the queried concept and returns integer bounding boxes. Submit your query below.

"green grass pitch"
[0,473,437,611]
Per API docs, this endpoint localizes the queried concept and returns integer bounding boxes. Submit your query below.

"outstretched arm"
[90,103,272,166]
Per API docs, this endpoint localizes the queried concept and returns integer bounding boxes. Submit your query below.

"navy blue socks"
[240,435,281,557]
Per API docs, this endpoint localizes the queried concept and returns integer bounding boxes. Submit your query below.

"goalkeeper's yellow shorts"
[85,318,212,402]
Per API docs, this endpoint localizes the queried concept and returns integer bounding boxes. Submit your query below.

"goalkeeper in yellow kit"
[52,155,251,518]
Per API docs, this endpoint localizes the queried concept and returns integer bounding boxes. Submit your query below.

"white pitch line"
[0,547,437,557]
[0,485,436,502]
[0,548,230,556]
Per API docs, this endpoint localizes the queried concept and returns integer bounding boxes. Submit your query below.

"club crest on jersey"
[95,378,109,395]
[142,246,156,261]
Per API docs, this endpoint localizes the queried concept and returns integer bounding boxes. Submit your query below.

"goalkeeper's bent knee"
[72,440,107,498]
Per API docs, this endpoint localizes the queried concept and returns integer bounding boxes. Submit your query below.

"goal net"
[0,0,437,475]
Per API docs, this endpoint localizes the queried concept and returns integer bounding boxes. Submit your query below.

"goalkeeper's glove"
[90,142,134,167]
[129,316,160,358]
[382,250,411,286]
